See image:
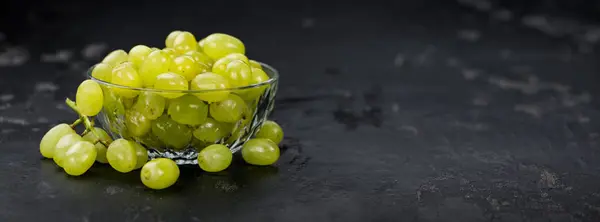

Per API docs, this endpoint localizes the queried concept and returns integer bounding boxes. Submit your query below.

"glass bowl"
[87,63,278,165]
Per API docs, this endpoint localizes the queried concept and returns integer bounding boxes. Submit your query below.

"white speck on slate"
[446,57,460,67]
[457,29,481,42]
[81,43,108,59]
[458,0,492,12]
[461,68,480,80]
[514,104,542,118]
[1,128,15,134]
[31,128,40,132]
[55,103,69,110]
[0,104,11,110]
[0,47,29,67]
[499,49,512,59]
[393,53,405,67]
[0,94,14,102]
[391,103,400,112]
[301,18,315,28]
[583,28,600,43]
[105,186,124,195]
[37,117,49,123]
[41,50,73,63]
[34,82,59,92]
[491,9,513,21]
[0,116,29,125]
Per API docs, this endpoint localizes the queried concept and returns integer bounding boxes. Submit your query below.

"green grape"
[131,142,149,169]
[132,92,165,120]
[226,108,252,144]
[151,47,161,51]
[197,62,211,74]
[209,94,247,123]
[76,80,104,116]
[91,63,113,82]
[241,138,280,166]
[122,96,135,109]
[102,49,128,67]
[202,33,245,60]
[249,60,262,69]
[106,139,138,173]
[197,144,232,172]
[197,38,206,51]
[184,51,214,67]
[193,118,233,143]
[190,73,230,102]
[251,67,270,83]
[128,45,152,67]
[162,48,178,59]
[53,133,84,167]
[167,95,208,126]
[125,110,151,137]
[211,53,249,75]
[238,67,270,101]
[137,132,164,150]
[139,50,172,87]
[256,121,284,144]
[165,30,182,48]
[173,31,198,54]
[39,123,75,158]
[111,63,142,98]
[169,55,199,81]
[140,158,179,190]
[224,60,252,87]
[152,115,192,150]
[82,127,113,163]
[62,141,97,176]
[191,137,211,151]
[154,73,188,99]
[103,88,125,116]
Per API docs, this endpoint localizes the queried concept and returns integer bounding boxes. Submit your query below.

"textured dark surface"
[1,0,600,221]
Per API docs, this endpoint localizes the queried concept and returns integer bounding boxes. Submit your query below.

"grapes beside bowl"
[39,31,285,189]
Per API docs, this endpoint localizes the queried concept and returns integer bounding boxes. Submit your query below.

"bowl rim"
[88,62,279,93]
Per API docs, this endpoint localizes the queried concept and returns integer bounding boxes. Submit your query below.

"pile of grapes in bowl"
[39,31,284,189]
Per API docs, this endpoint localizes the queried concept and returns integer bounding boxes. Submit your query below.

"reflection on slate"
[1,0,600,221]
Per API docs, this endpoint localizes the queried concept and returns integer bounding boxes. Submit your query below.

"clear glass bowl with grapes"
[88,60,278,165]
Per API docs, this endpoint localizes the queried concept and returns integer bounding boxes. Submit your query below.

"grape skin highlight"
[154,73,188,99]
[202,33,245,60]
[111,63,143,98]
[53,133,84,167]
[91,63,113,82]
[40,123,75,158]
[128,45,153,68]
[62,141,97,176]
[190,73,231,103]
[102,49,128,67]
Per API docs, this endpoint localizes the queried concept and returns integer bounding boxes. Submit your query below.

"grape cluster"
[39,31,284,190]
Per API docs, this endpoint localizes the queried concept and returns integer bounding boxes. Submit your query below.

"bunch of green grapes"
[39,30,285,190]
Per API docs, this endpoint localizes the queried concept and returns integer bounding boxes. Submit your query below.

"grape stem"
[65,98,110,147]
[69,118,82,129]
